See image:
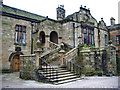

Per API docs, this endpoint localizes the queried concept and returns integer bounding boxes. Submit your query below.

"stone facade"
[2,16,31,70]
[1,3,118,75]
[107,18,120,75]
[1,4,45,71]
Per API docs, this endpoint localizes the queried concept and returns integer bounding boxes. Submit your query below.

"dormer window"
[15,25,26,45]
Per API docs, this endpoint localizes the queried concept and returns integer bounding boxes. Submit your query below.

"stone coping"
[20,54,36,57]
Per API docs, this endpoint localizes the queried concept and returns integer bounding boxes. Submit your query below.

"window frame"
[116,35,120,45]
[82,27,94,45]
[14,25,26,45]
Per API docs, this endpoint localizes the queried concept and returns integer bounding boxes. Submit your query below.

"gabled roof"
[2,4,45,22]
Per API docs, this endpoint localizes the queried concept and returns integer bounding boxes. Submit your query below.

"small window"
[105,34,108,46]
[83,28,87,34]
[14,25,26,45]
[116,35,120,45]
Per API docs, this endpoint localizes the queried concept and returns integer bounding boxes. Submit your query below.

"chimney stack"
[110,17,115,25]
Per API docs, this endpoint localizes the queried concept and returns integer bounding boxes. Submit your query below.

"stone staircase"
[36,42,81,84]
[37,66,81,84]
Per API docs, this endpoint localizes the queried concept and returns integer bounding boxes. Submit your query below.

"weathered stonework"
[20,54,37,80]
[2,16,32,70]
[1,3,118,76]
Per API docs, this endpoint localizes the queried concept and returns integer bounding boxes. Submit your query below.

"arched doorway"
[9,52,23,72]
[39,31,45,44]
[11,54,20,72]
[50,31,58,44]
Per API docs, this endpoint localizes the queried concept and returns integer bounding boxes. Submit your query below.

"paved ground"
[0,72,119,88]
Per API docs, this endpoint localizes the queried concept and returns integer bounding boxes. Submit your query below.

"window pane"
[19,26,22,32]
[105,35,108,46]
[83,28,87,34]
[15,25,19,31]
[116,35,120,45]
[84,34,87,44]
[91,35,94,45]
[15,32,19,44]
[22,33,26,45]
[22,26,26,33]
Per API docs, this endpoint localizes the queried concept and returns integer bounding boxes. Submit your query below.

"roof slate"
[2,4,45,21]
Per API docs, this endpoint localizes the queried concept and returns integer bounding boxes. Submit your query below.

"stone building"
[107,17,120,53]
[1,4,45,72]
[107,17,120,74]
[1,3,118,78]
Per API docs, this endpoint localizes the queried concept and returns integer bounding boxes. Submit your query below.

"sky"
[3,0,120,26]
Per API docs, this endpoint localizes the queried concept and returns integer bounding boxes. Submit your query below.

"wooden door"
[11,55,20,72]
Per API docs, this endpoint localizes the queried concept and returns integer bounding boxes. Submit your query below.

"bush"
[96,71,103,76]
[96,71,103,74]
[85,70,95,76]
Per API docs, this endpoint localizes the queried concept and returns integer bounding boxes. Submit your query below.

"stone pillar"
[58,49,66,66]
[45,35,50,50]
[34,50,43,69]
[106,44,117,75]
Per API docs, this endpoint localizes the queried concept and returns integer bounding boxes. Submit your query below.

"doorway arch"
[39,31,45,44]
[9,52,23,72]
[50,31,58,44]
[11,54,20,72]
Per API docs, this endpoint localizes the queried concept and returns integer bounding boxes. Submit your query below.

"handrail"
[48,41,60,47]
[40,46,61,60]
[48,41,60,50]
[36,41,62,83]
[64,47,78,57]
[38,57,59,83]
[64,47,78,61]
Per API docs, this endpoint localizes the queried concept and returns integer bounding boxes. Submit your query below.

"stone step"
[38,70,73,75]
[38,66,81,84]
[46,73,77,78]
[50,75,79,82]
[46,73,78,79]
[42,69,68,72]
[54,77,81,85]
[43,71,73,77]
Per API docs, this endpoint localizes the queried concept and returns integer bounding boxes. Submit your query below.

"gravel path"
[0,72,119,88]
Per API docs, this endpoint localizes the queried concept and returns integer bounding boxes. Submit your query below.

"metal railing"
[38,57,59,83]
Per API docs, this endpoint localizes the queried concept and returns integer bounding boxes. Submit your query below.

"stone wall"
[0,11,2,70]
[34,20,62,51]
[77,45,117,75]
[1,16,32,70]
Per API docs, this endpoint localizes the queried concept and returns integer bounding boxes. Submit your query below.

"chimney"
[110,17,115,25]
[56,5,65,20]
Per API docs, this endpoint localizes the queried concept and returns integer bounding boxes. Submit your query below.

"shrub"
[96,71,103,76]
[85,70,95,76]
